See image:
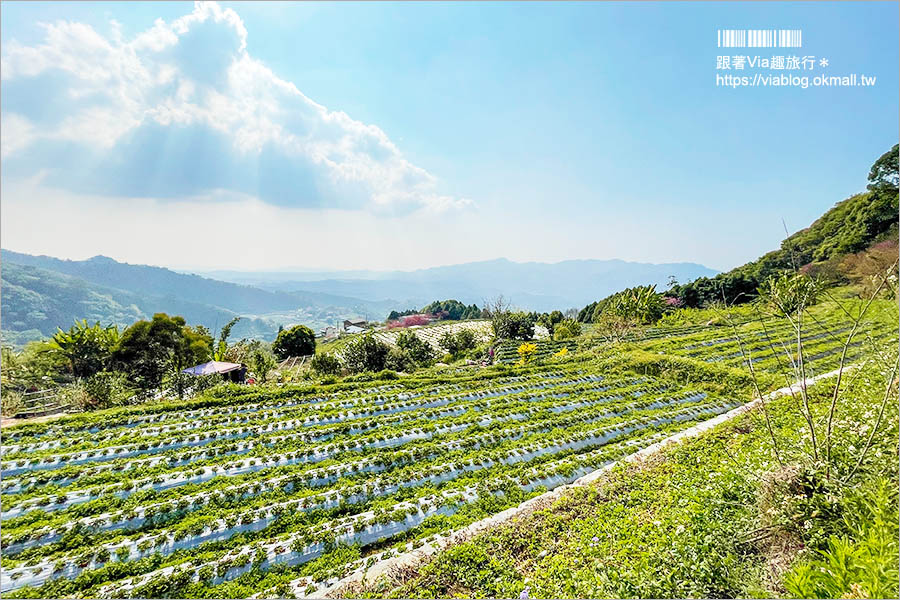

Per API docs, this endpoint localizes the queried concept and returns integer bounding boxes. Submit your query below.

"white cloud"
[0,180,489,271]
[0,1,468,213]
[0,113,35,158]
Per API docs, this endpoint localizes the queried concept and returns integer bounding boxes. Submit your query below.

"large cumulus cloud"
[0,1,468,213]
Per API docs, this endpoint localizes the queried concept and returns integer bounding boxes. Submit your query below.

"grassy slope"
[351,305,898,599]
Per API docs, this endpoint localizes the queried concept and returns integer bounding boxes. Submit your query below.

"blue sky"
[1,1,897,272]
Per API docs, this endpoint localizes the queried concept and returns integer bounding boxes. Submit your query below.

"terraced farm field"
[373,321,494,354]
[1,301,894,598]
[495,339,578,363]
[633,306,898,375]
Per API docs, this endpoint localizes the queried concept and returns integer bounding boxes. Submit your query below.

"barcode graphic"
[717,29,802,48]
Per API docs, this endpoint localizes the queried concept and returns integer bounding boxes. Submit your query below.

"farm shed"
[343,319,368,331]
[182,361,247,383]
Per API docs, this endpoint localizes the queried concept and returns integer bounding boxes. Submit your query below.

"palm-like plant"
[610,284,665,324]
[50,320,120,378]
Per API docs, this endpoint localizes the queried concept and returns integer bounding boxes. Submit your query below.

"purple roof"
[182,361,242,376]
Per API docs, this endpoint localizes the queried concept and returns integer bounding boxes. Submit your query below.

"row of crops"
[634,310,897,375]
[495,340,578,363]
[373,321,494,354]
[1,302,892,597]
[1,357,740,597]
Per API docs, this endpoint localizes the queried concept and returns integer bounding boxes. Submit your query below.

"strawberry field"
[1,300,894,598]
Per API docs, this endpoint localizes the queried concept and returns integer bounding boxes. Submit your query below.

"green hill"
[0,263,276,346]
[0,250,388,316]
[0,253,399,347]
[668,144,898,307]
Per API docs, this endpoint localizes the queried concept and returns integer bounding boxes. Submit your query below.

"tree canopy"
[343,333,390,373]
[111,313,212,394]
[578,285,664,325]
[492,311,535,340]
[420,299,482,320]
[272,324,316,359]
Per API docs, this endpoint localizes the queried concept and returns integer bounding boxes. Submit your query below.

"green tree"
[440,329,477,356]
[421,300,482,320]
[553,318,582,340]
[492,311,535,340]
[384,347,413,372]
[81,371,135,410]
[590,285,665,325]
[757,272,822,318]
[310,353,342,376]
[49,320,120,378]
[395,331,436,366]
[213,317,241,361]
[250,348,275,382]
[272,324,316,359]
[577,301,599,323]
[112,313,212,396]
[342,333,390,374]
[867,143,899,193]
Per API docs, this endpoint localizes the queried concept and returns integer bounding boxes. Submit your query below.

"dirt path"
[1,413,68,429]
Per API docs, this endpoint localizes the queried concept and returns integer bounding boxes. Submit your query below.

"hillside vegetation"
[360,356,897,599]
[0,263,273,343]
[0,293,894,599]
[0,253,392,346]
[665,144,898,308]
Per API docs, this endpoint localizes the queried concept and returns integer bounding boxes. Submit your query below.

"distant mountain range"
[0,250,394,347]
[1,250,716,347]
[196,258,718,312]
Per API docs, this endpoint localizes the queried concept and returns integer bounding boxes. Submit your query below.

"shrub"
[342,334,390,374]
[782,477,899,599]
[395,331,436,366]
[516,342,537,365]
[385,347,413,372]
[593,313,639,343]
[552,319,582,340]
[492,312,535,341]
[594,285,665,325]
[57,380,93,412]
[440,329,477,356]
[310,353,342,376]
[757,272,822,317]
[250,349,276,382]
[467,343,490,361]
[272,325,316,359]
[82,371,135,409]
[839,239,900,298]
[0,388,25,416]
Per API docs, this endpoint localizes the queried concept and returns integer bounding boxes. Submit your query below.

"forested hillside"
[666,144,898,307]
[0,251,385,315]
[0,253,395,346]
[0,263,274,344]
